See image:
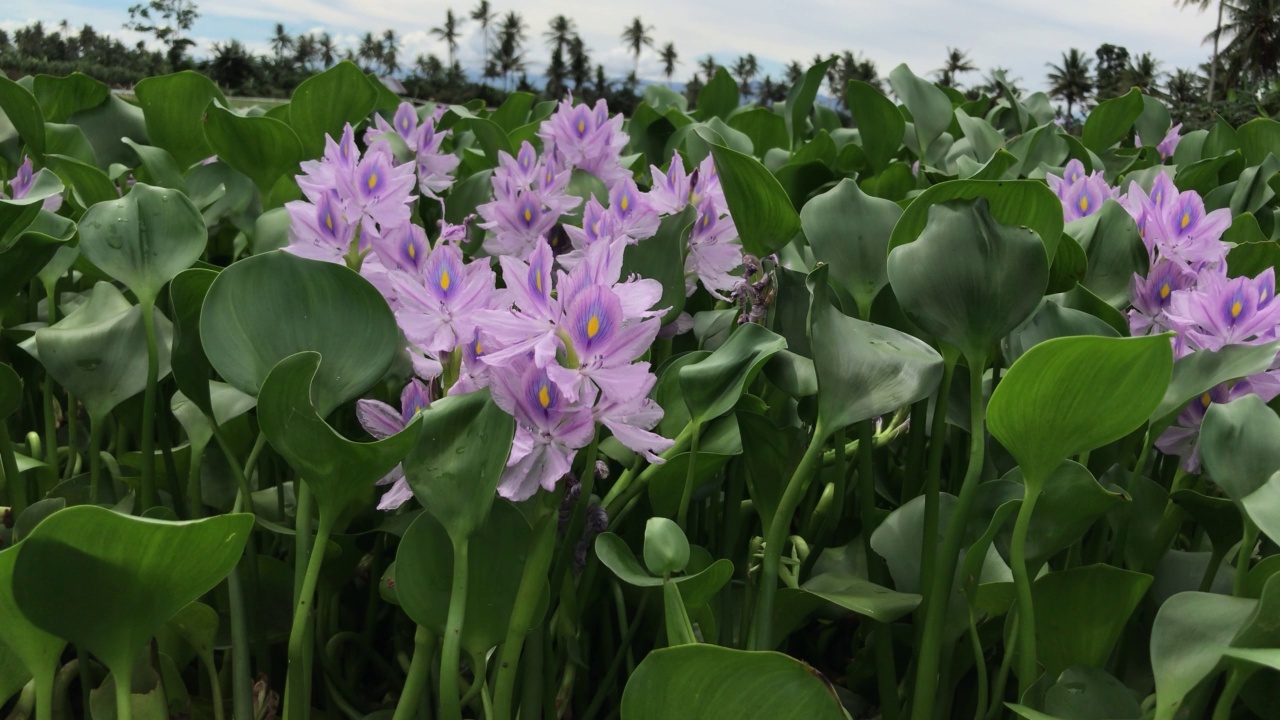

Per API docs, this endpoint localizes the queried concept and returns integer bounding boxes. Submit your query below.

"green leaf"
[133,71,228,168]
[620,645,847,720]
[169,268,219,417]
[34,283,172,421]
[12,505,252,677]
[697,67,739,121]
[1081,89,1143,153]
[289,61,378,158]
[201,251,399,417]
[1220,647,1280,672]
[0,545,64,696]
[955,109,1004,164]
[807,264,944,437]
[1225,238,1280,279]
[704,135,801,257]
[727,108,788,158]
[1237,118,1280,166]
[0,76,46,156]
[45,122,96,165]
[490,92,536,132]
[121,137,186,191]
[889,179,1064,262]
[78,183,207,303]
[258,352,420,524]
[1018,667,1142,720]
[0,363,20,420]
[846,80,904,173]
[1242,471,1280,545]
[644,517,691,575]
[1200,394,1280,509]
[1064,199,1147,309]
[887,197,1047,364]
[1151,342,1280,429]
[1151,592,1256,720]
[402,388,515,541]
[801,572,921,623]
[203,103,304,194]
[988,335,1172,485]
[32,73,109,123]
[622,206,693,325]
[801,178,900,313]
[1002,461,1127,570]
[1033,565,1152,678]
[889,64,952,162]
[43,153,118,209]
[395,500,531,653]
[68,95,149,169]
[785,59,833,151]
[678,322,787,426]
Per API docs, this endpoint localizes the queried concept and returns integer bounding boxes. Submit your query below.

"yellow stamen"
[440,269,451,291]
[536,272,543,293]
[475,340,483,355]
[577,119,585,134]
[1160,283,1170,300]
[587,314,600,338]
[1231,300,1242,318]
[538,385,551,408]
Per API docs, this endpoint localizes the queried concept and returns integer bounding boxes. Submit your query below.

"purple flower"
[1164,268,1280,351]
[345,146,417,233]
[392,242,496,355]
[357,379,433,510]
[489,360,596,501]
[1128,259,1197,336]
[1156,382,1237,473]
[592,373,675,463]
[1121,177,1228,269]
[648,153,692,215]
[537,98,630,188]
[562,194,617,253]
[8,157,63,212]
[284,190,356,264]
[1157,123,1183,162]
[608,177,660,242]
[686,197,744,300]
[414,118,460,199]
[546,283,661,403]
[474,239,566,368]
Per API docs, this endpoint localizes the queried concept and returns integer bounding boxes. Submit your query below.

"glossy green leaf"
[78,183,207,303]
[32,73,109,123]
[1237,117,1280,166]
[888,197,1047,363]
[726,108,788,157]
[1012,667,1142,720]
[697,67,739,120]
[644,517,691,576]
[889,179,1064,261]
[395,500,531,653]
[785,59,833,151]
[621,645,847,720]
[67,95,148,169]
[802,573,921,623]
[44,122,96,165]
[802,178,900,313]
[701,136,800,257]
[1081,89,1143,153]
[168,268,219,417]
[0,210,75,305]
[1001,461,1127,570]
[12,506,252,676]
[1151,592,1256,720]
[622,206,693,325]
[1201,394,1280,515]
[1151,342,1280,429]
[1033,565,1152,678]
[807,264,944,437]
[1064,199,1147,309]
[43,153,118,209]
[988,335,1172,484]
[34,283,172,421]
[678,322,787,426]
[846,80,903,173]
[1135,95,1173,150]
[134,71,228,168]
[203,103,304,194]
[121,137,186,191]
[402,388,515,541]
[289,61,377,158]
[0,545,64,697]
[201,251,399,417]
[258,352,420,523]
[889,63,952,162]
[0,76,46,156]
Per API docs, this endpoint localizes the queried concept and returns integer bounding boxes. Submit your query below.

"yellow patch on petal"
[367,172,378,190]
[1160,283,1170,300]
[440,269,451,291]
[325,213,333,230]
[577,119,585,134]
[524,207,533,223]
[587,314,600,338]
[536,272,543,294]
[1201,392,1212,408]
[1232,300,1242,318]
[475,340,483,355]
[621,194,629,212]
[1262,289,1271,303]
[1078,196,1089,213]
[1181,212,1191,229]
[408,243,416,259]
[538,384,551,408]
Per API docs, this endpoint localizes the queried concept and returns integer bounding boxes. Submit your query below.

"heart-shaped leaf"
[1033,564,1152,678]
[134,71,228,168]
[288,61,377,159]
[802,178,901,314]
[1199,394,1280,509]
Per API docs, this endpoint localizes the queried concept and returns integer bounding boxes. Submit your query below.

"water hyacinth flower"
[1164,268,1280,352]
[686,197,744,300]
[477,143,581,257]
[648,153,692,215]
[1155,123,1183,162]
[357,379,432,510]
[7,157,63,212]
[1128,259,1197,337]
[545,283,662,403]
[607,177,661,242]
[537,98,630,187]
[367,102,461,198]
[284,190,356,264]
[391,240,497,356]
[1048,159,1115,222]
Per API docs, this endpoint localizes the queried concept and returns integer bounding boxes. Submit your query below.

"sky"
[1,0,1221,93]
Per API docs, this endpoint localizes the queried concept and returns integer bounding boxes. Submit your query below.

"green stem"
[860,414,900,720]
[202,653,225,720]
[284,507,333,720]
[492,506,559,720]
[88,419,103,505]
[138,299,160,511]
[438,539,469,720]
[910,356,981,720]
[601,422,693,512]
[113,663,133,720]
[41,280,58,489]
[1199,549,1227,593]
[0,424,25,517]
[920,357,958,610]
[750,420,827,651]
[581,594,648,720]
[968,608,989,720]
[1010,481,1044,697]
[185,444,206,520]
[33,670,52,720]
[392,626,435,720]
[985,615,1017,720]
[1234,520,1259,597]
[676,421,702,528]
[227,560,253,720]
[63,392,77,482]
[1212,667,1250,720]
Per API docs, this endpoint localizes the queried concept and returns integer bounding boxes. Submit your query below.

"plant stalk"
[284,503,333,720]
[492,505,559,720]
[439,539,470,720]
[392,626,435,720]
[1010,481,1044,697]
[138,300,161,511]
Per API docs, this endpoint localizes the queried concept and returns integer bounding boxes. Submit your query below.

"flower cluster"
[1048,161,1278,471]
[477,141,582,257]
[1047,159,1117,223]
[364,102,461,200]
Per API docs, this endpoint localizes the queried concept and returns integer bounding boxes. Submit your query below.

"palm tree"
[621,16,654,78]
[318,32,337,67]
[785,61,804,84]
[471,0,494,80]
[431,10,465,68]
[357,31,381,73]
[659,42,679,88]
[1175,0,1227,101]
[732,55,758,98]
[1046,49,1093,131]
[699,54,719,83]
[493,11,527,91]
[978,67,1023,98]
[1212,0,1280,87]
[294,33,317,70]
[382,29,400,75]
[270,23,293,65]
[937,47,977,87]
[1125,52,1162,94]
[569,36,591,91]
[544,14,576,54]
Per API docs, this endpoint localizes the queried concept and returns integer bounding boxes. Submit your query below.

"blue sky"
[3,0,1219,93]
